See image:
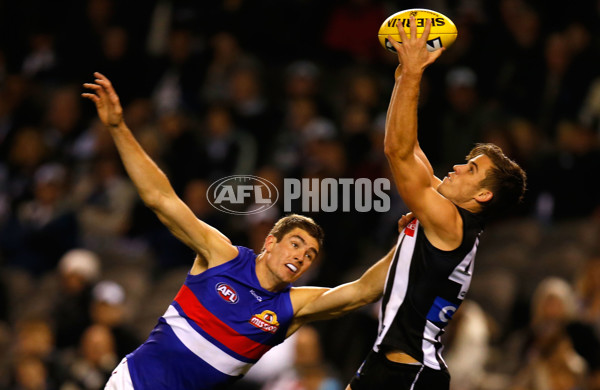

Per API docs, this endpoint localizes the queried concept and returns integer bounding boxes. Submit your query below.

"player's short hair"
[267,214,324,252]
[467,143,527,217]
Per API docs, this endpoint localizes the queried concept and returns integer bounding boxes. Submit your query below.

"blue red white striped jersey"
[126,246,294,389]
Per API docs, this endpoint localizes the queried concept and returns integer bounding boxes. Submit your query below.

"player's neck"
[255,253,287,292]
[454,198,483,214]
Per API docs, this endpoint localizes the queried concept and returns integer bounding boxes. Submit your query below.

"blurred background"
[0,0,599,389]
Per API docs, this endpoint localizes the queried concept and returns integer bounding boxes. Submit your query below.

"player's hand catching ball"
[387,16,444,75]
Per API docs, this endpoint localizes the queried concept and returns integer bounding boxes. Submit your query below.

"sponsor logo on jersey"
[250,310,280,334]
[215,282,239,304]
[426,296,458,326]
[403,219,417,237]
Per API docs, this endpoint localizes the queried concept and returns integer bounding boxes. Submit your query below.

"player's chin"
[285,270,303,283]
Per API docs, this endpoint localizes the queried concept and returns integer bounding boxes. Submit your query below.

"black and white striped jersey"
[374,207,484,370]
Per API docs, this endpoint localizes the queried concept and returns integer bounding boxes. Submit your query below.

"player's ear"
[475,189,493,203]
[264,235,276,252]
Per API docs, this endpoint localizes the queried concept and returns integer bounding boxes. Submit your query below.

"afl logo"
[207,175,279,215]
[215,282,239,304]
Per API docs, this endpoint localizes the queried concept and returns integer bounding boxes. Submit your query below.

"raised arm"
[82,73,237,269]
[384,17,461,250]
[390,62,440,188]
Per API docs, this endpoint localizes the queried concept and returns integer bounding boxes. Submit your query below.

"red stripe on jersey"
[174,284,271,360]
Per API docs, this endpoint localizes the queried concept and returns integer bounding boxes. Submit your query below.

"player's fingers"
[94,72,109,83]
[430,47,445,62]
[94,75,120,103]
[397,212,414,231]
[94,72,117,95]
[397,19,408,42]
[82,83,101,91]
[398,218,407,232]
[95,78,110,89]
[387,35,402,52]
[409,15,417,41]
[422,18,432,41]
[81,92,99,101]
[92,79,110,99]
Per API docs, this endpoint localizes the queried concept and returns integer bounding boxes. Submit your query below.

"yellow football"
[378,8,458,53]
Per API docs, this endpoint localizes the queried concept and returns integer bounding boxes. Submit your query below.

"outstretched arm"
[82,73,237,268]
[391,64,440,188]
[287,246,394,336]
[286,214,414,336]
[384,17,461,249]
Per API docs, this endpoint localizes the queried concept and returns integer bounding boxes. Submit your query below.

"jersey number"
[448,239,478,299]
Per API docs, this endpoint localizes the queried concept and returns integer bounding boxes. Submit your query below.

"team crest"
[250,310,280,334]
[404,219,417,237]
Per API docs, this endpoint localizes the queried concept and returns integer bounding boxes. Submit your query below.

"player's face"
[438,154,494,204]
[265,228,319,285]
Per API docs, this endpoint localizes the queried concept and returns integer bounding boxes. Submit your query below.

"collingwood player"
[347,16,527,390]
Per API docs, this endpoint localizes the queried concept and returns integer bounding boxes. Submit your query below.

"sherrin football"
[378,8,457,53]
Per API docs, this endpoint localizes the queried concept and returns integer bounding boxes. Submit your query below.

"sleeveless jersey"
[374,207,483,370]
[126,246,294,389]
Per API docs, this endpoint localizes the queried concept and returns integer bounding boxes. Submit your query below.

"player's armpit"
[388,156,462,250]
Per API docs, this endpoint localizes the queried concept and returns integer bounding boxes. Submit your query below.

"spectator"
[506,277,595,389]
[60,324,118,390]
[89,281,140,359]
[0,162,78,276]
[262,325,343,390]
[52,249,100,350]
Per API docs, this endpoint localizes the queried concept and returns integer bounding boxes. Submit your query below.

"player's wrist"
[107,119,124,129]
[399,68,423,81]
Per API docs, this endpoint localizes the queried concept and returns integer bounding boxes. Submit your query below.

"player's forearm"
[355,247,395,303]
[320,249,395,318]
[108,121,174,207]
[384,70,422,160]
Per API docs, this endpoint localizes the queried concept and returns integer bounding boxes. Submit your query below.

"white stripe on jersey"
[163,305,253,377]
[422,320,446,369]
[409,365,425,390]
[374,226,418,352]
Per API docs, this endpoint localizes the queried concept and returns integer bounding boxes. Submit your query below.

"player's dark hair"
[266,214,324,253]
[466,143,527,217]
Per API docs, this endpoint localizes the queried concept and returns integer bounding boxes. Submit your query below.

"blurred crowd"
[1,0,600,389]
